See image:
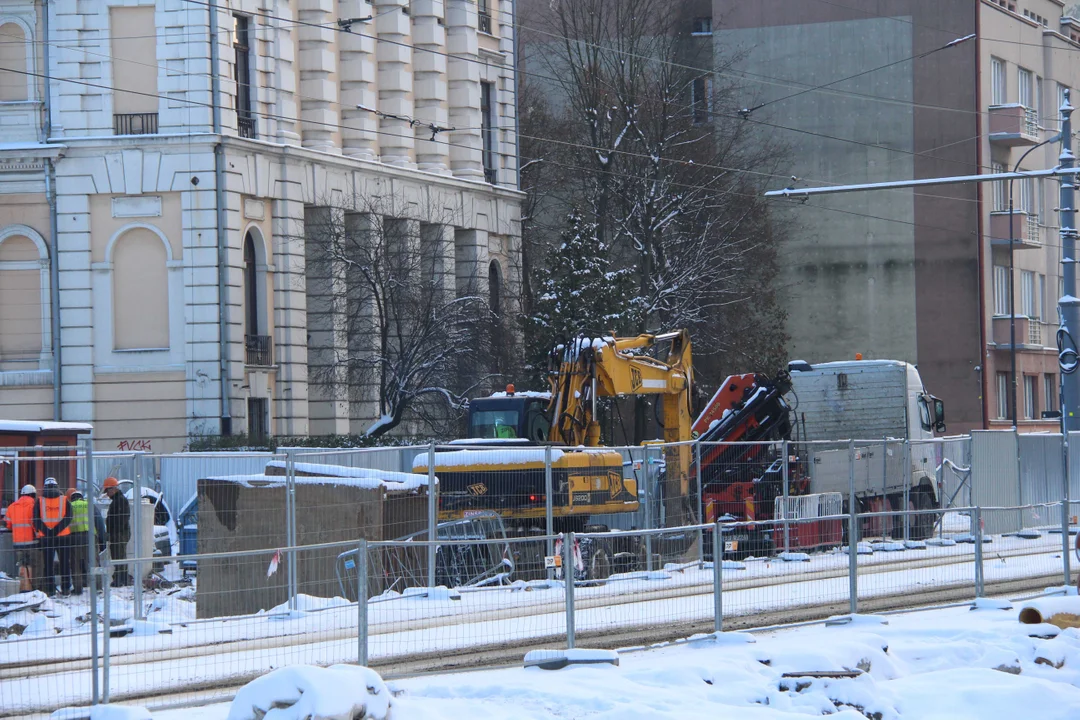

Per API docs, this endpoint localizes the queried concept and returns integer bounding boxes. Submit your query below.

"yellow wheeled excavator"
[413,330,695,533]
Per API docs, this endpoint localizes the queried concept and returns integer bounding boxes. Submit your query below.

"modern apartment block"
[714,0,1080,432]
[0,0,521,452]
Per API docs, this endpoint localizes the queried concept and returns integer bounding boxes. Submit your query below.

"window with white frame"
[997,372,1009,420]
[1019,175,1035,216]
[1039,273,1046,320]
[1021,270,1035,317]
[691,17,712,35]
[993,265,1010,316]
[1024,375,1037,420]
[991,57,1006,105]
[1019,67,1033,109]
[1035,75,1043,124]
[992,161,1007,211]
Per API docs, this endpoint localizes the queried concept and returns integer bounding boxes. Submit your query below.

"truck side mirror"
[933,398,946,434]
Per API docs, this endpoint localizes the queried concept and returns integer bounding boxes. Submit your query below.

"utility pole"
[1058,90,1077,585]
[1059,90,1080,433]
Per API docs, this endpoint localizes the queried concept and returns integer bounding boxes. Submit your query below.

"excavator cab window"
[471,409,521,439]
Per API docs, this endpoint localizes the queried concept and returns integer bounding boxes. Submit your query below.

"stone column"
[304,205,350,435]
[269,0,301,143]
[297,0,342,153]
[412,0,451,174]
[374,0,415,167]
[446,0,484,179]
[338,0,378,160]
[270,165,309,436]
[343,211,380,434]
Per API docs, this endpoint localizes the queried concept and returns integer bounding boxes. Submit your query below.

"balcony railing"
[1028,319,1043,346]
[238,115,257,139]
[988,104,1039,146]
[478,11,492,33]
[245,334,273,366]
[1027,213,1040,245]
[114,112,158,136]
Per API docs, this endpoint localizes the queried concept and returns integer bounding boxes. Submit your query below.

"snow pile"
[412,448,565,469]
[227,665,391,720]
[88,705,152,720]
[205,473,425,492]
[264,460,430,490]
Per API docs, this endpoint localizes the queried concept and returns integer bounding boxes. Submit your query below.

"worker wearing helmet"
[4,484,39,592]
[67,489,89,595]
[32,477,72,596]
[103,477,132,587]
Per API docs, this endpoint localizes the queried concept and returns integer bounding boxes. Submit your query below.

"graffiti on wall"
[116,439,153,452]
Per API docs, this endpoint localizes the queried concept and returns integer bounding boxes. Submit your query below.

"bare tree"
[521,0,790,439]
[302,194,494,439]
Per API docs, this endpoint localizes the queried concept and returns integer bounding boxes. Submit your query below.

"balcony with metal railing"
[245,334,273,367]
[238,115,256,139]
[989,209,1041,249]
[1028,319,1043,346]
[478,11,492,33]
[988,104,1039,146]
[114,112,158,136]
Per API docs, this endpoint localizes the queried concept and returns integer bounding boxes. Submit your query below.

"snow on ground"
[152,597,1080,720]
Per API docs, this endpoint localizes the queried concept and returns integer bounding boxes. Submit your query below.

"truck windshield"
[470,410,520,438]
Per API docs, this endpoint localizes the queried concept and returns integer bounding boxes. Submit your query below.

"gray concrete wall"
[714,0,983,432]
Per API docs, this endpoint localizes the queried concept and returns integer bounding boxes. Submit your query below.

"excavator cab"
[466,392,552,442]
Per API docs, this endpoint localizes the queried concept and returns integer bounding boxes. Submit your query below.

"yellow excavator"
[413,330,695,533]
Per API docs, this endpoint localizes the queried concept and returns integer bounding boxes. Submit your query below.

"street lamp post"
[1009,135,1060,426]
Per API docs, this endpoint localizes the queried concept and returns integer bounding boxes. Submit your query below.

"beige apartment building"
[715,0,1080,432]
[0,0,521,452]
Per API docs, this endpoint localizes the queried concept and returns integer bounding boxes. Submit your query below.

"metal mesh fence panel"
[855,508,976,610]
[979,506,1070,593]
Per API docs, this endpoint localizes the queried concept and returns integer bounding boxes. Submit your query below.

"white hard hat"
[44,477,58,487]
[21,484,36,496]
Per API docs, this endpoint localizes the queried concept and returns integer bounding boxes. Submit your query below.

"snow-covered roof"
[0,420,93,433]
[262,462,429,490]
[206,471,426,492]
[413,447,564,469]
[447,438,533,445]
[486,391,552,399]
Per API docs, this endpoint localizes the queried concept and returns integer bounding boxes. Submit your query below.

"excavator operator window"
[471,410,521,439]
[524,400,552,442]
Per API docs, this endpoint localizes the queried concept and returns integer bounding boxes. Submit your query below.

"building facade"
[0,0,521,452]
[713,0,1080,432]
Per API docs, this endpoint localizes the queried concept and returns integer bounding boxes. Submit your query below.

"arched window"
[0,23,28,102]
[488,259,502,317]
[242,228,271,366]
[112,228,169,350]
[244,232,259,335]
[0,234,44,364]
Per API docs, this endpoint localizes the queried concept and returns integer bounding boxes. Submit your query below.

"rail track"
[0,541,1070,717]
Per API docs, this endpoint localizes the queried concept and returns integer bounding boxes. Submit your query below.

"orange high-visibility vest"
[4,496,36,545]
[39,496,71,537]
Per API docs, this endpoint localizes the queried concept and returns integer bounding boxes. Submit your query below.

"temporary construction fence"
[1,434,1080,717]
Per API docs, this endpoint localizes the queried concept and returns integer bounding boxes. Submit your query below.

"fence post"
[973,506,985,597]
[643,446,653,571]
[696,441,705,566]
[545,444,554,579]
[564,532,575,649]
[427,441,437,588]
[848,439,858,615]
[85,439,100,706]
[781,439,790,553]
[902,441,912,543]
[1062,431,1072,587]
[285,454,297,612]
[102,567,112,703]
[132,459,144,620]
[357,538,368,666]
[713,520,722,633]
